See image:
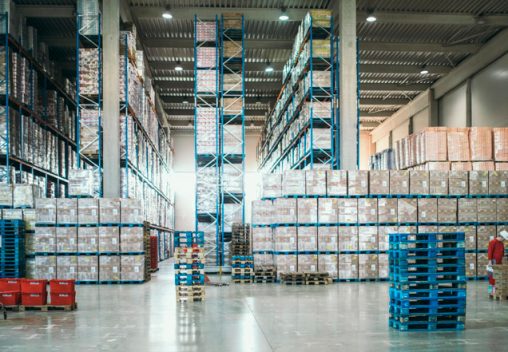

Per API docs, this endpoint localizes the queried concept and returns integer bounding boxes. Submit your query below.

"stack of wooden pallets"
[493,264,508,300]
[174,232,205,302]
[279,272,332,285]
[254,266,276,283]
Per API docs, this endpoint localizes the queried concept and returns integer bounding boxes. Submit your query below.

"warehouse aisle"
[1,264,508,352]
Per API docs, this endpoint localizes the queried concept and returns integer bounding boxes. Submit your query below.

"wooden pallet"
[17,303,78,312]
[232,279,253,284]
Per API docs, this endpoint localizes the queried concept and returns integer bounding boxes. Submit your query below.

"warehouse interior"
[1,0,508,351]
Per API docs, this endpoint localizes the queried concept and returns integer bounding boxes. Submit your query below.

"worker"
[487,230,508,298]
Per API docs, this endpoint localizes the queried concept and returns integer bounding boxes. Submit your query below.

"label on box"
[371,265,376,271]
[371,209,376,215]
[70,238,75,244]
[311,265,316,271]
[113,266,118,273]
[421,211,426,218]
[470,263,475,269]
[289,265,295,271]
[482,181,487,188]
[49,267,54,273]
[70,267,75,273]
[112,238,118,244]
[290,238,295,243]
[441,181,446,187]
[91,238,96,244]
[502,181,506,188]
[423,181,428,187]
[382,181,387,187]
[91,267,96,273]
[134,267,139,273]
[390,209,395,215]
[461,181,466,187]
[402,181,407,187]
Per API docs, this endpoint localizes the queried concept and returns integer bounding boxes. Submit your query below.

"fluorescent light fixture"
[366,11,376,22]
[183,99,189,104]
[162,6,172,19]
[175,61,183,71]
[420,66,429,75]
[279,8,289,21]
[265,61,274,73]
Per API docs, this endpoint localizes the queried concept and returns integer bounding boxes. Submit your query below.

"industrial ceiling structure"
[13,0,508,132]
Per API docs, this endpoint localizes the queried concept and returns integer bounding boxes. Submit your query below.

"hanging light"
[162,6,173,19]
[175,61,183,71]
[420,66,429,75]
[182,97,189,104]
[279,8,289,21]
[366,10,377,22]
[265,61,274,73]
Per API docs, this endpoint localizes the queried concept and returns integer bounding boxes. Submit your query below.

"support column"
[103,0,121,197]
[338,0,358,170]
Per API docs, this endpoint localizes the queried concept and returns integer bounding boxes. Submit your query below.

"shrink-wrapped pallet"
[318,254,338,278]
[56,227,77,253]
[0,184,12,207]
[470,127,492,161]
[99,198,121,224]
[489,171,508,195]
[477,199,497,223]
[196,70,217,93]
[451,162,472,171]
[378,254,389,279]
[493,128,508,161]
[273,226,297,251]
[223,125,243,154]
[77,256,98,282]
[477,225,495,249]
[477,253,489,277]
[35,255,57,280]
[23,209,36,232]
[78,198,98,224]
[297,226,317,252]
[459,225,477,250]
[417,198,438,223]
[34,226,56,253]
[424,162,450,171]
[251,200,273,225]
[317,226,338,251]
[472,161,495,170]
[410,170,429,194]
[418,226,438,234]
[121,255,145,281]
[397,199,417,223]
[305,170,327,195]
[466,253,477,278]
[99,255,121,282]
[378,226,397,251]
[497,198,508,222]
[447,128,470,161]
[56,198,77,224]
[338,199,357,223]
[469,171,489,194]
[338,226,358,251]
[297,198,318,223]
[496,162,508,170]
[69,169,96,197]
[99,227,120,253]
[196,108,217,154]
[338,254,358,280]
[77,227,98,253]
[261,174,282,198]
[120,227,144,253]
[449,171,468,195]
[121,198,143,224]
[438,198,457,223]
[254,253,274,267]
[36,198,57,224]
[196,47,217,68]
[390,170,409,194]
[422,127,448,162]
[369,170,389,195]
[458,198,477,222]
[359,254,378,279]
[297,254,318,272]
[358,226,377,251]
[56,256,78,280]
[274,198,297,224]
[2,209,23,220]
[348,170,369,195]
[429,171,448,195]
[252,227,273,252]
[13,184,41,208]
[318,198,339,223]
[378,199,398,223]
[275,254,297,277]
[358,198,377,223]
[282,170,306,196]
[326,170,348,195]
[79,48,100,95]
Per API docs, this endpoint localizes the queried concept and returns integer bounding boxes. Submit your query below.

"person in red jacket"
[487,230,508,297]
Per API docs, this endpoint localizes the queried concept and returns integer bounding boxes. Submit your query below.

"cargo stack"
[174,232,205,302]
[231,255,254,283]
[230,223,251,256]
[0,219,25,278]
[389,232,466,331]
[254,265,276,283]
[492,264,508,300]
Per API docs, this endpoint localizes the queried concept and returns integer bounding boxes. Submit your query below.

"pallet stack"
[232,255,254,283]
[254,266,276,283]
[0,220,25,278]
[174,232,205,302]
[493,264,508,300]
[230,223,251,256]
[280,272,332,285]
[389,232,466,331]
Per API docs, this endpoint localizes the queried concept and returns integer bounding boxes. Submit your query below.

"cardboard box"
[459,225,476,250]
[477,199,497,222]
[493,128,508,161]
[297,198,318,223]
[397,199,417,223]
[99,255,120,281]
[348,171,369,195]
[358,226,377,251]
[77,227,98,253]
[438,198,457,223]
[13,184,40,208]
[469,171,489,194]
[470,127,492,161]
[410,170,429,194]
[56,256,77,280]
[390,171,409,194]
[429,171,449,195]
[0,184,12,207]
[359,254,378,279]
[275,254,297,277]
[120,198,143,224]
[466,253,477,278]
[297,254,318,272]
[275,198,297,224]
[358,198,377,223]
[489,171,508,195]
[458,198,477,222]
[397,226,417,235]
[338,199,357,224]
[422,127,448,162]
[120,255,144,281]
[2,209,23,220]
[77,256,98,282]
[418,226,438,234]
[99,199,121,224]
[35,255,57,280]
[378,199,398,223]
[34,227,56,253]
[297,226,317,252]
[56,227,77,253]
[273,226,297,251]
[449,171,468,195]
[378,254,389,279]
[261,174,282,198]
[254,253,274,267]
[326,170,347,196]
[252,200,273,225]
[476,225,495,249]
[36,198,57,224]
[78,198,99,224]
[447,128,470,161]
[477,253,489,277]
[306,170,327,195]
[338,254,358,280]
[318,254,338,278]
[496,162,508,171]
[317,226,338,251]
[318,198,339,223]
[369,170,389,195]
[282,170,305,196]
[120,227,144,253]
[252,227,273,252]
[497,198,508,222]
[23,209,36,232]
[378,226,397,251]
[472,161,495,171]
[451,162,472,171]
[338,226,358,251]
[98,227,120,253]
[56,198,78,224]
[417,198,438,223]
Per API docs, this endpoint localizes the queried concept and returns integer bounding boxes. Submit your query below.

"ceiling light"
[183,98,189,104]
[175,61,183,71]
[420,66,429,75]
[279,8,289,21]
[366,11,376,22]
[162,6,172,19]
[265,61,274,73]
[475,16,486,25]
[187,120,193,127]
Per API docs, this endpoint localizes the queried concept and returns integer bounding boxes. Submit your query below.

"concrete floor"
[1,262,508,352]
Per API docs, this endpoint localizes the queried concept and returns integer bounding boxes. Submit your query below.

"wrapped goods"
[489,171,508,195]
[79,48,100,95]
[252,227,273,252]
[378,198,398,223]
[223,125,243,154]
[477,198,497,222]
[378,226,397,252]
[338,254,358,280]
[297,254,318,272]
[275,254,297,277]
[23,209,36,232]
[348,170,369,195]
[121,255,144,281]
[252,200,273,225]
[56,198,78,224]
[77,256,98,282]
[56,256,78,280]
[451,162,472,171]
[338,226,358,251]
[359,254,378,279]
[449,171,468,195]
[472,161,495,170]
[36,198,57,224]
[261,174,282,198]
[369,170,389,195]
[390,170,409,194]
[417,198,438,223]
[496,162,508,170]
[459,226,477,250]
[78,227,98,253]
[297,226,317,251]
[0,184,12,207]
[56,227,77,253]
[318,254,338,278]
[69,169,96,197]
[13,184,41,208]
[196,70,217,93]
[34,227,56,253]
[297,198,318,223]
[196,168,218,214]
[223,41,241,58]
[197,47,217,68]
[378,254,389,279]
[470,127,492,161]
[493,128,508,161]
[222,164,242,194]
[120,198,143,224]
[254,253,274,267]
[306,170,327,195]
[120,227,144,253]
[422,127,448,162]
[223,204,242,233]
[466,253,477,278]
[223,73,242,91]
[326,170,347,195]
[358,198,377,223]
[317,226,338,251]
[282,170,306,195]
[35,255,57,280]
[2,209,23,220]
[196,21,217,42]
[338,199,357,224]
[397,199,417,223]
[458,198,477,222]
[99,198,121,224]
[429,171,449,195]
[410,170,429,194]
[274,226,297,251]
[447,128,470,161]
[424,162,450,171]
[438,198,457,223]
[196,108,217,154]
[318,198,338,223]
[469,171,489,194]
[497,198,508,222]
[358,226,377,251]
[477,253,489,277]
[98,227,120,253]
[477,225,495,249]
[274,198,297,224]
[78,198,99,224]
[99,255,121,281]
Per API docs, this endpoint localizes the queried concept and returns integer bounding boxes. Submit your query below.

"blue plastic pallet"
[389,319,465,331]
[389,287,466,300]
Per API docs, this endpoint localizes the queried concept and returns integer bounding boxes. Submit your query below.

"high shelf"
[257,11,336,173]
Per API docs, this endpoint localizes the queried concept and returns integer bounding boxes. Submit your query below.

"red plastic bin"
[49,280,75,294]
[21,293,47,306]
[21,279,47,294]
[50,292,76,306]
[0,291,21,305]
[0,278,21,292]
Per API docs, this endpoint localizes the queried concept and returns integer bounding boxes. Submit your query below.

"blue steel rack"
[219,14,245,267]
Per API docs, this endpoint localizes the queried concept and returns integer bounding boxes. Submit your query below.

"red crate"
[0,278,21,292]
[21,293,47,306]
[150,236,159,270]
[0,291,21,305]
[49,280,75,294]
[50,292,75,306]
[21,279,47,294]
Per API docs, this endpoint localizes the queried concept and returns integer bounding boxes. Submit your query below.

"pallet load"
[492,264,508,300]
[389,232,466,331]
[232,256,254,283]
[254,265,276,283]
[0,220,25,278]
[230,223,251,256]
[280,272,332,285]
[174,232,205,302]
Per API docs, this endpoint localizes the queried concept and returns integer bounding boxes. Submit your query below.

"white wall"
[359,131,373,170]
[412,107,430,133]
[438,82,467,127]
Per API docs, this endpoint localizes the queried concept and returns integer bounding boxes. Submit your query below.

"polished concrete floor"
[1,261,508,352]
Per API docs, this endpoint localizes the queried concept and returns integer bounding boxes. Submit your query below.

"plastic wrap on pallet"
[318,198,338,223]
[56,227,77,253]
[338,199,357,223]
[317,226,337,251]
[326,170,347,195]
[437,198,457,223]
[99,255,120,282]
[497,198,508,222]
[56,256,78,280]
[297,198,317,223]
[196,107,217,154]
[222,164,242,194]
[358,198,377,223]
[338,254,358,280]
[254,253,274,267]
[251,199,273,225]
[274,226,297,251]
[493,128,508,161]
[409,170,429,194]
[358,226,377,251]
[470,127,492,161]
[77,227,98,253]
[297,226,317,252]
[34,226,55,253]
[99,199,121,224]
[477,198,497,223]
[275,254,297,277]
[469,171,489,194]
[378,226,397,252]
[69,169,96,197]
[99,227,120,253]
[121,255,144,281]
[23,209,36,232]
[120,198,143,224]
[274,198,297,224]
[369,170,389,194]
[297,254,317,272]
[359,254,378,279]
[451,162,472,171]
[2,209,23,220]
[305,170,326,195]
[472,161,495,170]
[489,171,508,195]
[196,168,218,214]
[282,170,305,195]
[35,255,56,280]
[252,227,273,252]
[223,125,242,154]
[196,70,217,93]
[458,198,476,222]
[466,252,477,278]
[196,47,216,68]
[397,198,417,223]
[348,171,368,195]
[13,184,41,208]
[421,127,448,162]
[338,226,358,251]
[317,254,337,278]
[79,48,100,95]
[447,128,470,161]
[77,198,98,224]
[496,162,508,170]
[389,170,409,194]
[0,184,12,207]
[449,171,468,195]
[223,204,242,233]
[120,227,144,253]
[56,198,77,224]
[261,174,281,198]
[417,198,437,223]
[477,225,495,250]
[36,198,56,224]
[196,21,217,41]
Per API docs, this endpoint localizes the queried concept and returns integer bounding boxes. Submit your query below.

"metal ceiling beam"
[360,42,480,53]
[149,60,285,71]
[156,81,281,91]
[358,121,382,129]
[161,96,274,104]
[359,110,394,118]
[141,37,293,49]
[17,5,75,18]
[356,11,508,26]
[361,82,429,92]
[361,64,452,75]
[361,98,409,105]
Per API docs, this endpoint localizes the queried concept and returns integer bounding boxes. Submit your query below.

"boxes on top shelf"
[297,198,318,223]
[78,198,99,224]
[369,170,389,195]
[447,128,470,161]
[470,127,492,161]
[493,128,508,161]
[326,170,347,195]
[261,174,282,198]
[282,170,305,196]
[306,170,326,195]
[99,198,121,224]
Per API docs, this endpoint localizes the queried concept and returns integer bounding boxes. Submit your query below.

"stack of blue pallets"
[232,255,254,283]
[0,220,26,278]
[174,231,205,301]
[389,232,466,331]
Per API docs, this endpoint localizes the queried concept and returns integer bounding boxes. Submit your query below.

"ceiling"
[13,0,508,132]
